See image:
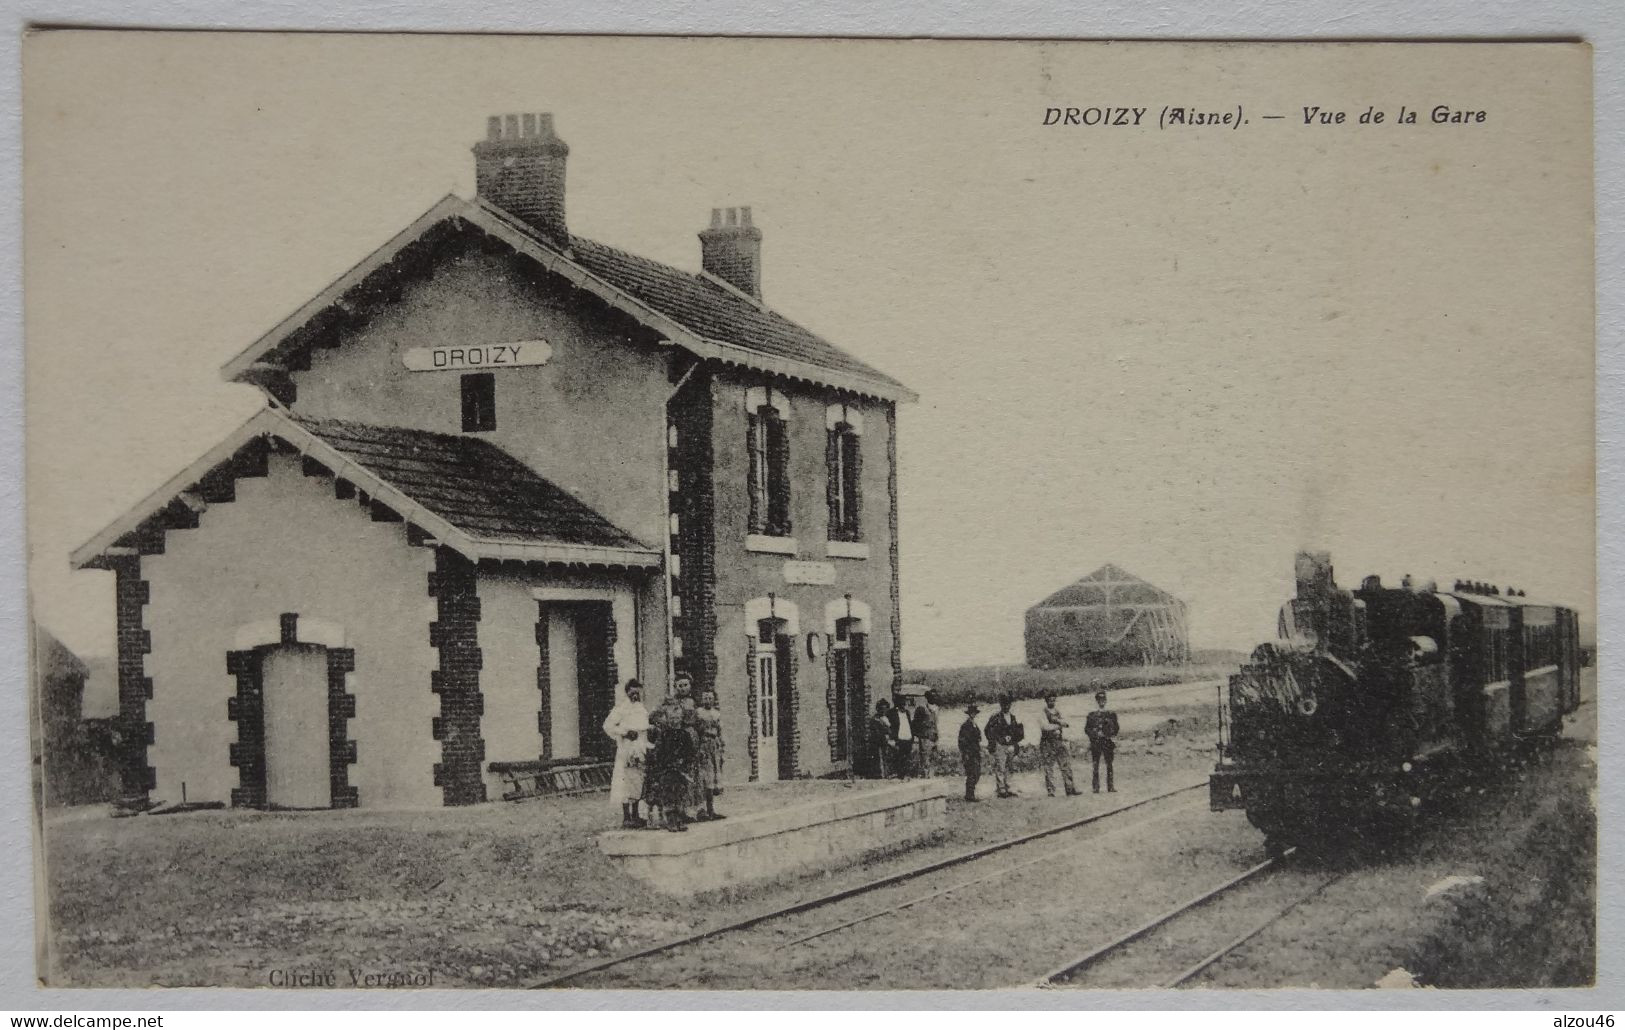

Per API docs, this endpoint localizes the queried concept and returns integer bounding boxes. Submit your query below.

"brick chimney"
[699,206,763,299]
[473,113,569,246]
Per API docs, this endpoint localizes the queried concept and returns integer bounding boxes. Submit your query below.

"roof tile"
[291,415,648,551]
[566,235,906,391]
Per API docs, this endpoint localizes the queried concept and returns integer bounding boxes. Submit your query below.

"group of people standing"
[957,690,1119,801]
[866,691,942,779]
[602,676,725,832]
[600,679,1124,827]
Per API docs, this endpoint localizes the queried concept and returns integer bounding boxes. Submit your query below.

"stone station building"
[73,113,914,810]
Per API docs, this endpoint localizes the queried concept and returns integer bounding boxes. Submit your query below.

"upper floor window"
[826,403,863,541]
[461,373,496,433]
[746,386,791,537]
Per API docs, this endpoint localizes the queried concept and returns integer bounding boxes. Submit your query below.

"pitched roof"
[72,408,659,571]
[220,195,914,402]
[566,235,905,391]
[290,415,646,552]
[1033,565,1184,609]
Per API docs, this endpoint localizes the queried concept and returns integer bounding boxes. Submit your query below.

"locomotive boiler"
[1209,551,1583,851]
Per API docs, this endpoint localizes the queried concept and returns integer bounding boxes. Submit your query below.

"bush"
[902,657,1240,707]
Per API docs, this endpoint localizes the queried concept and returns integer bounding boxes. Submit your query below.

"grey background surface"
[1,0,1619,1012]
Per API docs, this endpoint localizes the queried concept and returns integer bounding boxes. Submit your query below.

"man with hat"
[983,693,1025,798]
[957,703,984,802]
[1084,690,1120,793]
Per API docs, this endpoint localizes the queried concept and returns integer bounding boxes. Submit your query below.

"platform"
[596,780,949,896]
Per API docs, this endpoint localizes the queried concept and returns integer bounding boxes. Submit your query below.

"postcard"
[22,32,1595,991]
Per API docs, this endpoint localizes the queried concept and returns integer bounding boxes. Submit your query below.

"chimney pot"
[699,204,764,299]
[473,112,570,244]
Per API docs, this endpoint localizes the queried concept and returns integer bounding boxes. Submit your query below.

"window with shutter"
[839,426,862,540]
[764,408,791,536]
[747,411,765,534]
[825,404,864,543]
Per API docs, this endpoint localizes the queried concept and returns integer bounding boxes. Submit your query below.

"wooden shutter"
[840,429,862,540]
[826,427,841,539]
[849,631,869,767]
[765,408,791,535]
[746,411,763,534]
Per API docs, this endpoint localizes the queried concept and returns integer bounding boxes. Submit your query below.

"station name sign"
[402,340,553,372]
[783,561,837,586]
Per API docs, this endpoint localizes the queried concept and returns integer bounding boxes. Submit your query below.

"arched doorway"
[262,643,333,808]
[745,597,799,782]
[824,598,872,770]
[226,614,357,810]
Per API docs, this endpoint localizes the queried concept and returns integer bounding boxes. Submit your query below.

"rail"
[1037,849,1295,986]
[527,777,1209,989]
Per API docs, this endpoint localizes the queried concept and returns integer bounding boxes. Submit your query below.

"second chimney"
[473,113,570,246]
[699,207,763,299]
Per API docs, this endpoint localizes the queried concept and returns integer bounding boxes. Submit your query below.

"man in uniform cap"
[983,693,1025,798]
[957,703,984,802]
[1084,690,1120,793]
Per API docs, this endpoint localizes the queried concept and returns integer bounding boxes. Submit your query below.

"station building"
[73,113,914,810]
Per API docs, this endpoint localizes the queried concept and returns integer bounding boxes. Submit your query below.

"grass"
[41,712,1224,989]
[904,649,1245,705]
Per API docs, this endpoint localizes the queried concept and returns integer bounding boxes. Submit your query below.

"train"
[1209,551,1584,852]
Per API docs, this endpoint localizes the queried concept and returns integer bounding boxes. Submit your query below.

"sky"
[23,33,1595,667]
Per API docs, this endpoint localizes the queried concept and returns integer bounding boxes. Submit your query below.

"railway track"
[527,777,1210,989]
[1038,849,1342,989]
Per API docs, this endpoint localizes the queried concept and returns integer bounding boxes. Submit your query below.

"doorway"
[753,617,796,781]
[543,601,618,762]
[831,618,868,765]
[262,642,331,809]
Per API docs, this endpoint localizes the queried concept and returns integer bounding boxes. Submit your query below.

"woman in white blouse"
[603,679,651,828]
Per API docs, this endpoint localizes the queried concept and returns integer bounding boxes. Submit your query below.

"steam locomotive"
[1209,551,1584,851]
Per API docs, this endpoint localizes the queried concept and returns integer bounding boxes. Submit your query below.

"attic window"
[461,373,496,433]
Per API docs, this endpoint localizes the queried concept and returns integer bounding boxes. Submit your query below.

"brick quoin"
[745,644,760,781]
[670,367,718,698]
[886,405,903,693]
[103,440,274,807]
[851,631,872,762]
[430,547,487,805]
[227,629,358,810]
[825,648,840,760]
[600,604,620,696]
[226,649,266,810]
[534,605,552,760]
[110,555,155,806]
[326,648,359,808]
[779,633,799,778]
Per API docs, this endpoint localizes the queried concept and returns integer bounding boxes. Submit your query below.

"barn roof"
[220,195,914,403]
[1032,564,1184,609]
